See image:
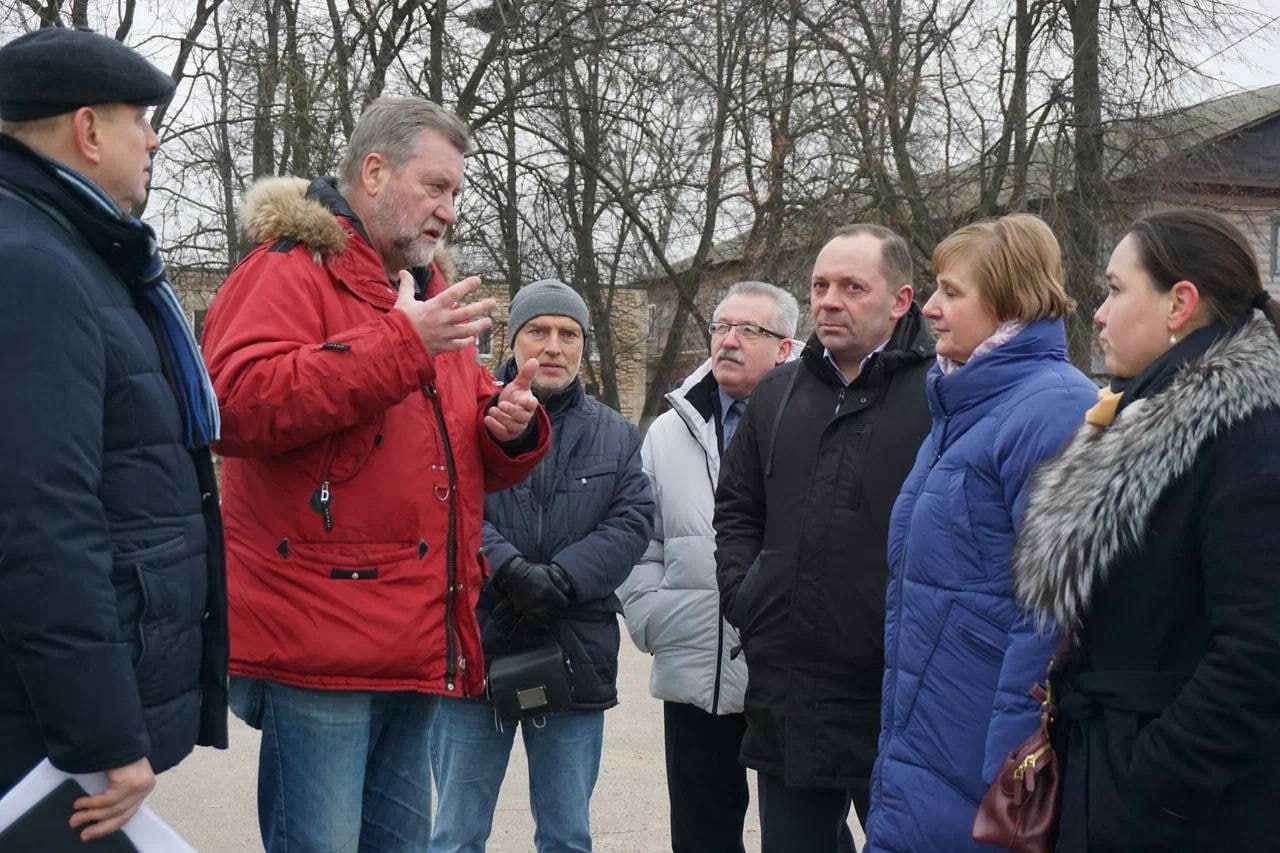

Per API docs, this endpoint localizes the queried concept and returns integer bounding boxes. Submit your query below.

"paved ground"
[150,624,865,851]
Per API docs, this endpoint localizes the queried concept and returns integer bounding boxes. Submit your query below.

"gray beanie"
[507,279,591,343]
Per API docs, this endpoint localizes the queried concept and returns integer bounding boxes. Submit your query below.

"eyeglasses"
[708,321,785,341]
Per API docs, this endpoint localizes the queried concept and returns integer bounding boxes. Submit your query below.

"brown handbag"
[972,645,1064,853]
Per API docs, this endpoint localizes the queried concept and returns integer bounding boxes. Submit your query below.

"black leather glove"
[495,557,573,623]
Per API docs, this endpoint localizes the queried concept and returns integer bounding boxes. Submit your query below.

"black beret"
[0,27,176,122]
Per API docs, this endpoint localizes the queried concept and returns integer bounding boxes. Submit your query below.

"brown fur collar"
[240,177,346,257]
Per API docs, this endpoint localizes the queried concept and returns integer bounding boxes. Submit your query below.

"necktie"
[723,399,746,448]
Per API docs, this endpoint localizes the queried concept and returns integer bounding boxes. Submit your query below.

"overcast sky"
[1193,0,1280,93]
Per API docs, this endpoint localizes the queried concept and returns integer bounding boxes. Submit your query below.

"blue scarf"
[0,136,219,449]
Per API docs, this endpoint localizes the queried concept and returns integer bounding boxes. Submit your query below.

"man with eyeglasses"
[619,280,798,853]
[714,226,935,852]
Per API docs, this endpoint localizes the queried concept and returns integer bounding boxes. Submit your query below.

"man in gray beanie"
[429,279,655,852]
[504,278,593,394]
[507,278,594,335]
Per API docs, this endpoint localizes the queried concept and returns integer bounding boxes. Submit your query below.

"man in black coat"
[0,28,227,841]
[715,225,933,852]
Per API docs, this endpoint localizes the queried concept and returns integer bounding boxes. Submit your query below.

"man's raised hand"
[486,357,540,442]
[394,271,496,356]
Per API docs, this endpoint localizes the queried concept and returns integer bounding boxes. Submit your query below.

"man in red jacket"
[201,96,550,853]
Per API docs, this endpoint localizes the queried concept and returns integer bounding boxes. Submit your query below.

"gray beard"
[392,237,436,270]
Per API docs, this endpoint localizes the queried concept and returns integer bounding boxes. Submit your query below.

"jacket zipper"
[705,446,725,715]
[311,437,341,531]
[424,383,461,691]
[712,595,726,715]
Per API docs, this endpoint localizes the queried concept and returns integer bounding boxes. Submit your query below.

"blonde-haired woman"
[1016,210,1280,852]
[866,214,1097,851]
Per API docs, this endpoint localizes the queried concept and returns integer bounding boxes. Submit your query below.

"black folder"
[0,778,139,852]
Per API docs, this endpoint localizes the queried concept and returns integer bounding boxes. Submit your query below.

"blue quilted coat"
[866,319,1096,852]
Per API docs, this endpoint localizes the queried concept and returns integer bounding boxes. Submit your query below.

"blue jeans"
[230,677,440,853]
[428,699,604,852]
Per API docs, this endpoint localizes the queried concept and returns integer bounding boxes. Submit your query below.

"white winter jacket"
[618,358,749,714]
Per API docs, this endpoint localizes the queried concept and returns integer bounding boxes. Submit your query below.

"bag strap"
[1037,630,1074,720]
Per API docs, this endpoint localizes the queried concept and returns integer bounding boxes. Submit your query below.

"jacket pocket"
[943,470,989,580]
[569,460,617,485]
[832,426,868,512]
[730,549,790,650]
[326,415,385,483]
[228,676,266,730]
[274,541,434,678]
[1085,710,1190,850]
[897,599,1007,804]
[112,529,206,706]
[728,554,763,635]
[567,460,618,512]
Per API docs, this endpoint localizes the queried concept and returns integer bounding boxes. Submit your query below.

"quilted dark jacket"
[0,136,227,794]
[480,364,654,711]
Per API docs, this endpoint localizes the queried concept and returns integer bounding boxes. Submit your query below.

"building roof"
[942,83,1280,212]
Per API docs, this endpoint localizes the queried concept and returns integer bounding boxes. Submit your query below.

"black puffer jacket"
[715,306,933,788]
[480,364,654,711]
[0,136,227,794]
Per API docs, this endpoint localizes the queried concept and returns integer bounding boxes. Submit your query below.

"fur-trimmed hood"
[241,176,346,256]
[237,175,456,281]
[1014,318,1280,628]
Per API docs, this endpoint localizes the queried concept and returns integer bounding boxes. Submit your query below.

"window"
[646,304,657,341]
[1271,218,1280,278]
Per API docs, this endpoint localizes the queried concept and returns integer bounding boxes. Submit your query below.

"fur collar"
[240,177,347,257]
[237,175,457,280]
[1014,318,1280,628]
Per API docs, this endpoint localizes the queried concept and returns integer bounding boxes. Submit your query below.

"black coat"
[481,368,654,711]
[715,307,933,788]
[0,138,227,794]
[1015,320,1280,852]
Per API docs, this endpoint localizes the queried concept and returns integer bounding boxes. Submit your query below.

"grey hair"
[338,97,470,191]
[716,280,800,338]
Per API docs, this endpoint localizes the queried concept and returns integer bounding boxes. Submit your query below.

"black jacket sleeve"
[0,248,150,773]
[714,389,767,627]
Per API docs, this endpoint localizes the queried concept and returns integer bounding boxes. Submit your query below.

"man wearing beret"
[428,279,654,852]
[0,27,228,841]
[201,98,551,851]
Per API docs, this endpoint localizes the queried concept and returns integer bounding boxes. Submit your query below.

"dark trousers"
[663,701,750,853]
[757,770,869,853]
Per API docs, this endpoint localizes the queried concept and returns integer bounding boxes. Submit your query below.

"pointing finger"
[511,358,539,391]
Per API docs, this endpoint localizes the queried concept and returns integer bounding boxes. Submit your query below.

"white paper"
[0,759,196,851]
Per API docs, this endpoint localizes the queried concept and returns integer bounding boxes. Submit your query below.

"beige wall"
[1135,191,1280,298]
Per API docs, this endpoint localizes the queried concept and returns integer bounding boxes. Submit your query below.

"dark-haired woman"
[1015,209,1280,852]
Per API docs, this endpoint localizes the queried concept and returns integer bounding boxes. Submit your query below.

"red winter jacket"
[201,177,549,698]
